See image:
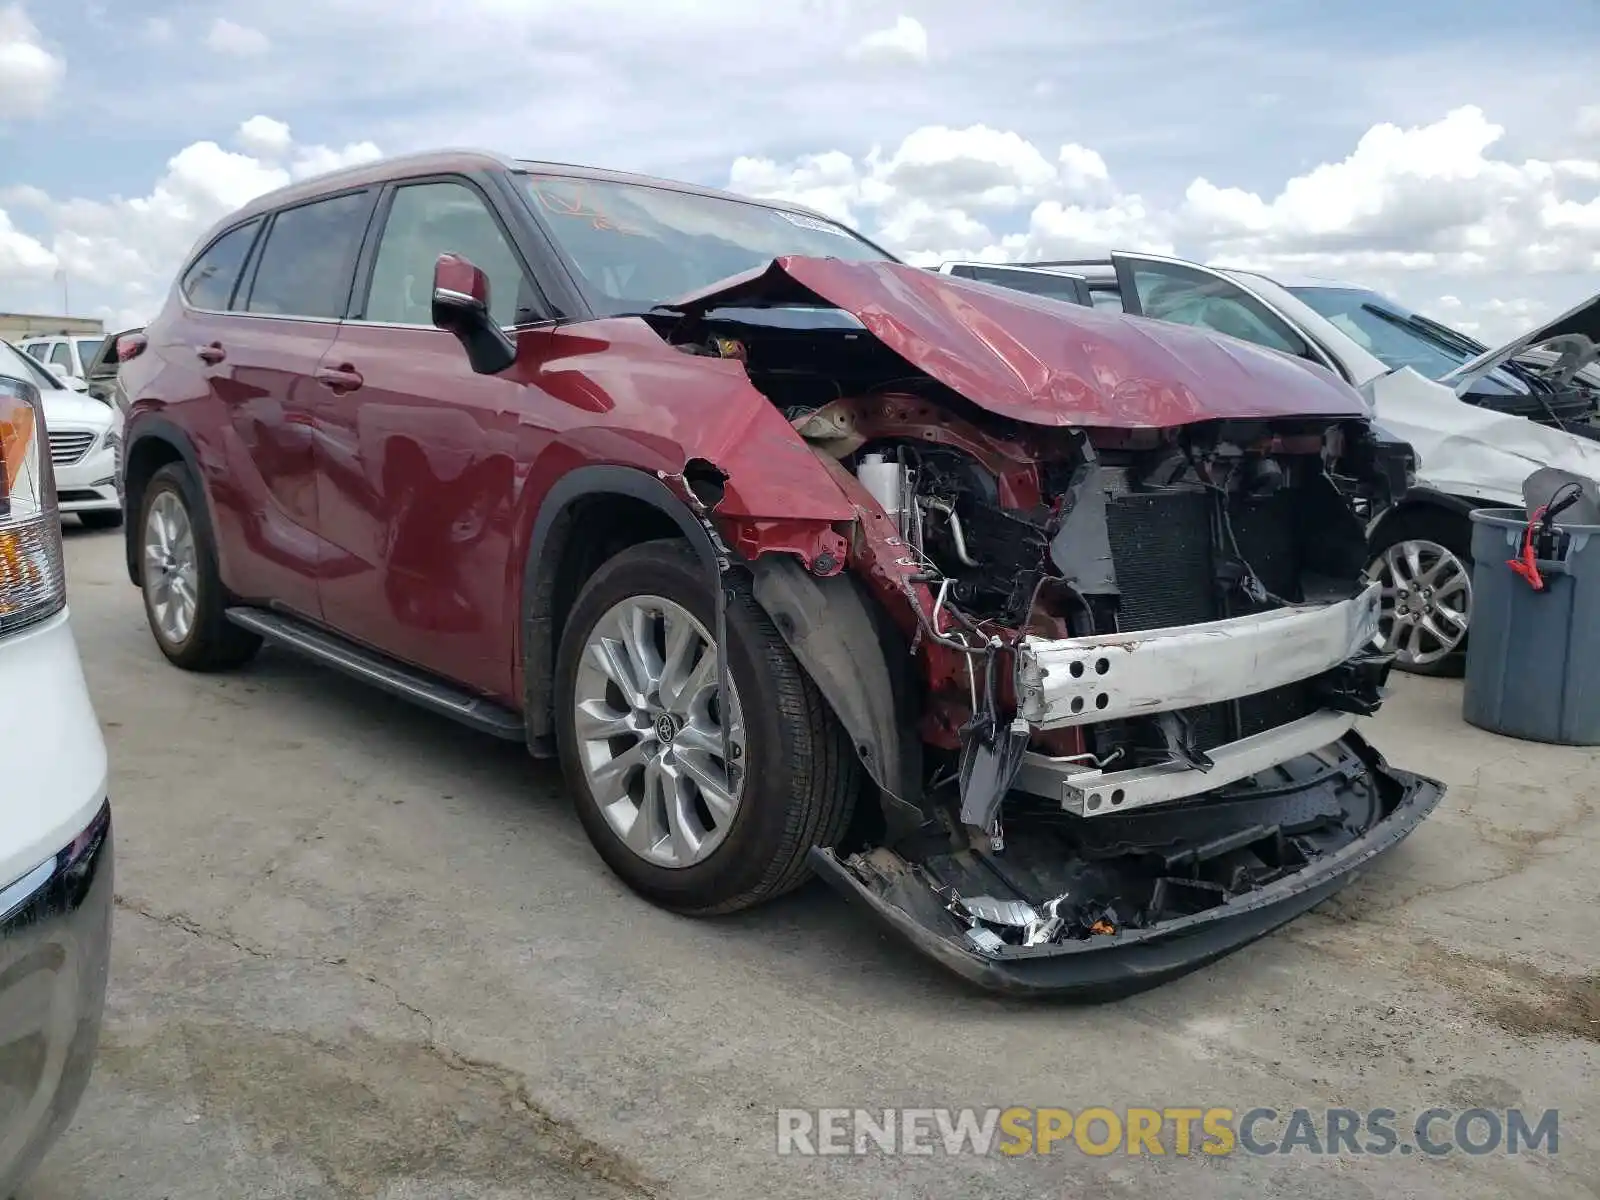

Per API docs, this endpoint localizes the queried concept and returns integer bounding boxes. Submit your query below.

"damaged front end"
[662,258,1445,999]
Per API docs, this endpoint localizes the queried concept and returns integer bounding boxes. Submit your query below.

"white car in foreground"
[0,368,112,1196]
[2,341,122,529]
[939,254,1600,675]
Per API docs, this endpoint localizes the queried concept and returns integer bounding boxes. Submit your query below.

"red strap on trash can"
[1508,505,1547,591]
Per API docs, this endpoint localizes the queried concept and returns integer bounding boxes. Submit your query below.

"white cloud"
[16,118,382,329]
[848,15,929,66]
[728,123,1172,264]
[237,115,294,160]
[0,5,64,120]
[729,104,1600,341]
[205,18,270,57]
[0,207,54,280]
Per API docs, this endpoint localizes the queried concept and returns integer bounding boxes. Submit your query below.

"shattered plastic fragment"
[957,895,1040,929]
[1022,895,1069,947]
[966,927,1006,954]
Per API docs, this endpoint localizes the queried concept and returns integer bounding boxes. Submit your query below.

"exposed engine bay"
[657,277,1442,997]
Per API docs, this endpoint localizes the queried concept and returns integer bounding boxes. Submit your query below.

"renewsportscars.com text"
[775,1106,1560,1158]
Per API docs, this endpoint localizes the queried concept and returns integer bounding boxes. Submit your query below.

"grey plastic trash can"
[1463,507,1600,744]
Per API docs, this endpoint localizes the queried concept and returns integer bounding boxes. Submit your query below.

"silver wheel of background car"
[143,490,200,646]
[572,594,746,870]
[1367,539,1472,668]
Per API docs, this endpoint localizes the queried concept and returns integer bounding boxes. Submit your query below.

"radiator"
[1103,484,1317,751]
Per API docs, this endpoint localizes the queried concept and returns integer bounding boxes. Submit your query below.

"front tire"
[555,539,858,915]
[137,463,261,671]
[1366,509,1474,677]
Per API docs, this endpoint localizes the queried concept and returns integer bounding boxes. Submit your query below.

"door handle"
[196,342,225,365]
[314,365,364,394]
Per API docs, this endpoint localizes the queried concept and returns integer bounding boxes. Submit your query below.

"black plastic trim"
[119,415,204,587]
[520,465,722,750]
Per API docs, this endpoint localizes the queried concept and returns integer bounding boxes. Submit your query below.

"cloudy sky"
[2,0,1597,340]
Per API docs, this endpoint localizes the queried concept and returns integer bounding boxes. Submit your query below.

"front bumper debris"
[0,801,113,1197]
[813,735,1442,1000]
[1014,584,1382,730]
[1015,709,1359,816]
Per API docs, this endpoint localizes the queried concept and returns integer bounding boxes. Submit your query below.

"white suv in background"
[0,367,113,1197]
[19,334,106,390]
[3,342,122,529]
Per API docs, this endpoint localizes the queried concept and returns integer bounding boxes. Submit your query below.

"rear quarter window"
[182,219,261,310]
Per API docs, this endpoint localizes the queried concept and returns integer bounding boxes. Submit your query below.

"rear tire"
[555,539,858,915]
[1366,508,1473,678]
[137,463,261,672]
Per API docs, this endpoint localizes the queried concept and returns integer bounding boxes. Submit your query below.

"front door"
[313,176,549,697]
[1110,252,1341,374]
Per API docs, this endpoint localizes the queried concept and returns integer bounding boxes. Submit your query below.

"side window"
[1126,262,1309,357]
[245,191,373,319]
[363,181,531,327]
[181,220,260,311]
[48,342,71,371]
[22,343,47,362]
[949,265,1090,306]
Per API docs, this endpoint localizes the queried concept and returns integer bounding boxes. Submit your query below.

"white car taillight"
[0,375,66,636]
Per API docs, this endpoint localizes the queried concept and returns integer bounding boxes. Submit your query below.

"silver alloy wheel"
[1366,538,1472,668]
[143,490,200,646]
[572,595,745,869]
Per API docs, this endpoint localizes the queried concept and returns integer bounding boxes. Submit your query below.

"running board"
[225,607,525,741]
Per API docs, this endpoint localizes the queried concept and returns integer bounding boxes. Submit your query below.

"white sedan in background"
[1,341,122,529]
[939,254,1600,676]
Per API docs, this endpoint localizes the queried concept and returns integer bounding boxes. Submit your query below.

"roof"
[210,149,833,241]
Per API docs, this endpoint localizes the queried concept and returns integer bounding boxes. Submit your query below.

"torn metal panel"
[1013,583,1382,729]
[1366,368,1600,506]
[1014,709,1360,816]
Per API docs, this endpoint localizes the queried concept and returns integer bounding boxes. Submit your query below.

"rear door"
[1111,252,1344,376]
[201,189,377,618]
[312,175,549,695]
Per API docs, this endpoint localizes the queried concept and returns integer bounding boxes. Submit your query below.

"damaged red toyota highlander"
[116,151,1443,998]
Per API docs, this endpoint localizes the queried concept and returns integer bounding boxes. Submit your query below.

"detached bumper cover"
[0,802,113,1196]
[1015,584,1382,730]
[814,736,1442,1000]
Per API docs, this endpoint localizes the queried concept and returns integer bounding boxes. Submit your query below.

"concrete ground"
[19,522,1597,1200]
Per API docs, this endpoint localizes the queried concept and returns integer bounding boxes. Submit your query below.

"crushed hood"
[1440,290,1600,394]
[672,257,1369,429]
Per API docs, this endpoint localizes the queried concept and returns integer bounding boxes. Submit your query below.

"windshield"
[519,173,894,315]
[1287,287,1485,381]
[0,340,64,391]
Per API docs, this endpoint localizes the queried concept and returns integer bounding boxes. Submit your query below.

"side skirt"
[225,608,525,741]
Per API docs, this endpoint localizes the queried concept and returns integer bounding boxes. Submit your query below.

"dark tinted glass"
[953,264,1090,305]
[181,220,259,310]
[246,191,372,319]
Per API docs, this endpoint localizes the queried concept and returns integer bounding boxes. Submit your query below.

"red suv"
[117,150,1442,997]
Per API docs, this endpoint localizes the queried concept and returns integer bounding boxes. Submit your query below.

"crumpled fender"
[1366,367,1600,506]
[747,555,928,842]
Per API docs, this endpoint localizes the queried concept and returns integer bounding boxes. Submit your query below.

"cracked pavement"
[19,523,1598,1199]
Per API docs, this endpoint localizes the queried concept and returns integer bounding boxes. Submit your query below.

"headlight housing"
[0,374,66,635]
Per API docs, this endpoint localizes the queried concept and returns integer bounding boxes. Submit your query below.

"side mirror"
[431,254,516,375]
